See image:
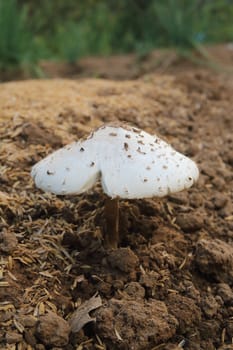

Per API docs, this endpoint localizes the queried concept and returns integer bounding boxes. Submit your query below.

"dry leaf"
[69,294,102,333]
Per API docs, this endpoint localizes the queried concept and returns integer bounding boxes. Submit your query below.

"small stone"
[36,311,70,347]
[176,213,204,232]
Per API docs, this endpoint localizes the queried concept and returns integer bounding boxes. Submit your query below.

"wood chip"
[0,281,9,287]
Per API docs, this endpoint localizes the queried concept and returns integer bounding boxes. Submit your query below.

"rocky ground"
[0,46,233,349]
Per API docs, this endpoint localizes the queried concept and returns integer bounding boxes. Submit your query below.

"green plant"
[52,3,118,61]
[0,0,35,69]
[204,0,233,42]
[54,22,86,63]
[151,0,208,48]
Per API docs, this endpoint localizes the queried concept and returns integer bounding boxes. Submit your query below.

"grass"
[49,0,233,61]
[0,0,233,72]
[0,0,34,70]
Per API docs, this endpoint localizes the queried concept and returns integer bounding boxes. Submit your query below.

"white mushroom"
[95,125,199,198]
[31,124,199,248]
[31,138,100,195]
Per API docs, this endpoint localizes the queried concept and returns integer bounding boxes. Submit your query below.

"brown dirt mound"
[0,68,233,349]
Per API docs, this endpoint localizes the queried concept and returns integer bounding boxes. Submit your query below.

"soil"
[0,45,233,350]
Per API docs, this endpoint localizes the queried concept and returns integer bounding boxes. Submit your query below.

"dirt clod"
[0,229,18,253]
[176,213,204,232]
[95,298,178,349]
[195,239,233,283]
[124,281,145,299]
[106,247,139,273]
[166,294,201,333]
[36,311,70,347]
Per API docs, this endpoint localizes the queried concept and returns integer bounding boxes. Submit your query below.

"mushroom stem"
[104,197,119,249]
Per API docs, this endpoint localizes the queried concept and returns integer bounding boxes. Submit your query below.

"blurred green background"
[0,0,233,72]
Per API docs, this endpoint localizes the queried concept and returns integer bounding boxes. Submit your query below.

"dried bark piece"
[69,294,102,333]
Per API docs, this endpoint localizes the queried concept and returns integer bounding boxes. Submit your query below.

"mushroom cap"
[31,124,199,199]
[31,139,100,195]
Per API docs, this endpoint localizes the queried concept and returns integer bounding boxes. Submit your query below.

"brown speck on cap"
[151,148,155,152]
[137,140,145,145]
[146,166,151,170]
[137,147,146,155]
[109,132,117,136]
[163,165,168,169]
[154,139,159,144]
[90,162,95,167]
[127,154,132,158]
[132,127,140,133]
[125,134,131,138]
[80,147,85,152]
[47,170,54,175]
[124,142,129,151]
[143,178,148,182]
